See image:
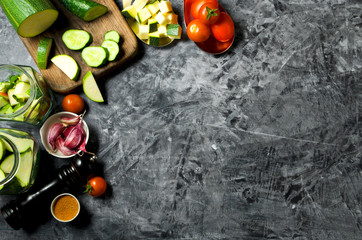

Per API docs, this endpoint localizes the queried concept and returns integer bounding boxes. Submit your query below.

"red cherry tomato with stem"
[62,94,85,114]
[187,19,211,42]
[198,2,220,25]
[84,176,107,197]
[191,0,218,19]
[211,12,235,42]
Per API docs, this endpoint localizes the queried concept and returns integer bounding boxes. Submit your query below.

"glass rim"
[0,64,37,118]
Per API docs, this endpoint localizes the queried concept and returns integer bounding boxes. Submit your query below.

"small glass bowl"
[39,111,89,158]
[51,193,80,223]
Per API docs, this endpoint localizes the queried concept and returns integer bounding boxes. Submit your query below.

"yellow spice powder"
[53,195,79,221]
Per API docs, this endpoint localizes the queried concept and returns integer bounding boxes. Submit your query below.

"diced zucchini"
[167,24,182,39]
[159,1,172,13]
[158,24,167,37]
[0,96,8,109]
[146,1,160,15]
[0,104,13,115]
[138,24,149,39]
[149,32,160,46]
[165,13,178,24]
[155,12,168,25]
[133,0,149,11]
[13,82,31,102]
[148,18,158,33]
[0,82,11,92]
[137,7,152,24]
[7,89,18,106]
[122,5,137,19]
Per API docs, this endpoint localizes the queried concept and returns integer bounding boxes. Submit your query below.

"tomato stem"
[206,6,218,20]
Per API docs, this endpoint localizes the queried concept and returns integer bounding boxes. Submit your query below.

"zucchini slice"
[101,40,119,61]
[62,29,92,50]
[81,46,109,67]
[37,37,53,69]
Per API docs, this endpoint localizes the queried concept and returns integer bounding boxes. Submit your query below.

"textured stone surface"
[0,0,361,239]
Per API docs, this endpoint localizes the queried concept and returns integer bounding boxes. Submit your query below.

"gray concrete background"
[0,0,361,239]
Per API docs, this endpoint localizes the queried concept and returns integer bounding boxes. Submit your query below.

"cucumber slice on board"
[83,71,104,102]
[57,0,108,21]
[0,0,59,37]
[81,46,109,67]
[104,30,120,43]
[51,55,80,81]
[62,29,92,50]
[37,37,53,69]
[101,40,120,61]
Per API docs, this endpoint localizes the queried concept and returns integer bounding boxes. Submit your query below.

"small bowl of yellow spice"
[51,193,80,222]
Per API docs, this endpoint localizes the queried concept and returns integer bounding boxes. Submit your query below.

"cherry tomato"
[191,0,218,19]
[198,2,220,25]
[210,12,235,42]
[187,19,211,42]
[62,94,84,114]
[85,176,107,197]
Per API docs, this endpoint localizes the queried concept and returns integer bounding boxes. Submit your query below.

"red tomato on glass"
[211,12,235,42]
[62,94,84,114]
[198,2,220,25]
[191,0,218,19]
[85,176,107,197]
[187,19,211,42]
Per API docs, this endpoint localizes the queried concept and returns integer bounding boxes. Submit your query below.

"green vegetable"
[57,0,108,21]
[51,55,80,81]
[104,30,121,43]
[81,46,109,67]
[37,37,53,69]
[101,40,119,61]
[62,29,92,50]
[0,0,59,37]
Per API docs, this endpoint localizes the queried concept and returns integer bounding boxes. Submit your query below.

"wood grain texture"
[19,0,138,94]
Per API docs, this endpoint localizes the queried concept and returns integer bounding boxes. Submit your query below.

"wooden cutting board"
[19,0,138,94]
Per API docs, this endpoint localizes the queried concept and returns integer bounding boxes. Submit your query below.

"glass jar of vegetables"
[0,64,53,125]
[0,128,40,194]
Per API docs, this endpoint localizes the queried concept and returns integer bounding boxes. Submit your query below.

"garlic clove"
[48,123,65,151]
[55,136,78,156]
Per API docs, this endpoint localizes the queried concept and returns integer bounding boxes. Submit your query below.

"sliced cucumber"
[101,40,119,61]
[16,150,33,187]
[37,37,53,69]
[81,46,109,67]
[51,55,80,81]
[104,30,120,43]
[62,29,92,50]
[0,132,33,153]
[83,71,104,102]
[0,154,14,174]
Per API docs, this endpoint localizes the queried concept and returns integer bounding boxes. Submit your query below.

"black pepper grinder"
[1,152,98,230]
